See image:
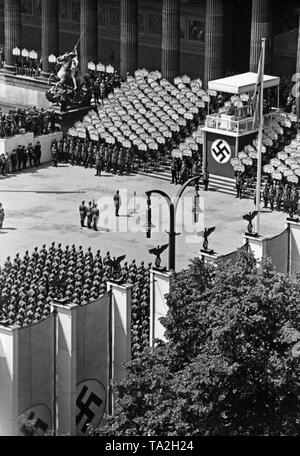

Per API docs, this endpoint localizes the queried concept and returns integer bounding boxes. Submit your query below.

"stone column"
[4,0,21,72]
[120,0,138,76]
[204,0,224,88]
[161,0,180,82]
[41,0,59,76]
[149,269,172,346]
[80,0,98,73]
[249,0,272,73]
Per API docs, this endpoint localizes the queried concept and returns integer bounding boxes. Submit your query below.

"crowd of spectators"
[15,55,41,78]
[85,69,124,104]
[0,107,59,138]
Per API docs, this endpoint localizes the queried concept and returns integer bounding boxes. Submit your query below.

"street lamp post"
[146,176,201,271]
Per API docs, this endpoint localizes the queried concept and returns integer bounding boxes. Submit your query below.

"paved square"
[0,164,288,270]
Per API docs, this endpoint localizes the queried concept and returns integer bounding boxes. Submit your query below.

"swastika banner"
[206,132,257,179]
[75,293,111,435]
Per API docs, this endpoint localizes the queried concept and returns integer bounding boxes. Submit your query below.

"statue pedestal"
[54,105,96,134]
[0,72,51,109]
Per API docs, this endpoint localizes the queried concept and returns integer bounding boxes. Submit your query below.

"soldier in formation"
[0,243,151,334]
[262,182,299,215]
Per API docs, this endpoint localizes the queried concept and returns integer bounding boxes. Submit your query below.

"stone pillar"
[0,325,19,436]
[243,234,266,262]
[204,0,224,88]
[161,0,180,82]
[41,0,59,76]
[107,282,132,389]
[249,0,272,73]
[120,0,138,76]
[285,220,300,275]
[80,0,98,73]
[4,0,21,72]
[51,302,77,436]
[149,269,172,346]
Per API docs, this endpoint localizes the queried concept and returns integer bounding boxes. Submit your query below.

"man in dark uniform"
[27,143,34,167]
[236,172,242,199]
[83,141,89,168]
[171,158,177,184]
[95,152,102,177]
[86,201,93,229]
[34,141,42,166]
[114,190,121,217]
[22,146,28,169]
[203,168,209,191]
[17,145,23,171]
[11,149,17,173]
[263,183,270,209]
[268,184,276,212]
[275,183,283,211]
[92,203,100,231]
[79,201,87,228]
[282,184,290,213]
[51,141,58,167]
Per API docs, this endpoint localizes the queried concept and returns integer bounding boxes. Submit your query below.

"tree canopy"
[94,252,300,436]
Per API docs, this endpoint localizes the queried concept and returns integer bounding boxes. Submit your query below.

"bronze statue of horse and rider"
[46,42,92,111]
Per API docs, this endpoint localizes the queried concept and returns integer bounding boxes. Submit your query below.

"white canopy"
[208,72,280,95]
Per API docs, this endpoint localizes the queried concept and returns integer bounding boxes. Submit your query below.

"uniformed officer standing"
[0,203,4,229]
[92,203,100,231]
[34,141,42,166]
[171,158,177,184]
[275,183,283,210]
[263,183,270,209]
[236,172,242,199]
[282,184,290,213]
[27,143,34,167]
[114,190,121,217]
[268,184,276,212]
[79,201,87,228]
[203,168,209,192]
[51,142,58,167]
[95,152,102,177]
[86,201,93,229]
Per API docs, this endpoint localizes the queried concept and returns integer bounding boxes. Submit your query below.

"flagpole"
[255,38,266,234]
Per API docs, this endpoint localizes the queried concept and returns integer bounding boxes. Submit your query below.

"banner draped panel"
[265,228,289,273]
[17,313,55,435]
[75,292,111,435]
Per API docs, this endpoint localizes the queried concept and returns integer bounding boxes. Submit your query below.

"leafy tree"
[94,253,300,436]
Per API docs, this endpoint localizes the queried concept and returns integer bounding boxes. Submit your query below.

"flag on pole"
[252,48,264,130]
[254,38,266,235]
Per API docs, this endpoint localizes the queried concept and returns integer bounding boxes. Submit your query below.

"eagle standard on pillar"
[80,0,98,74]
[4,0,21,73]
[161,0,180,82]
[41,0,59,77]
[120,0,138,76]
[204,0,224,88]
